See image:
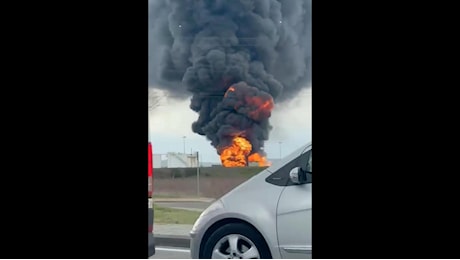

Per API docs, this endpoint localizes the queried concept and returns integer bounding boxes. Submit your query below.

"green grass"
[154,205,201,225]
[152,194,188,198]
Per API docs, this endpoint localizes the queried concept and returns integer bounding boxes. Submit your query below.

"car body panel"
[190,143,311,259]
[277,183,312,258]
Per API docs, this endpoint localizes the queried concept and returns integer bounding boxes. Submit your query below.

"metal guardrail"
[154,235,191,248]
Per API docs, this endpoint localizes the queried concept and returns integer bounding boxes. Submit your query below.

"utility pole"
[182,136,186,154]
[196,151,200,197]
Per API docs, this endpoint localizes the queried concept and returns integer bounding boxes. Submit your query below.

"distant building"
[152,153,285,168]
[152,154,162,168]
[168,152,197,168]
[153,152,220,168]
[200,162,215,167]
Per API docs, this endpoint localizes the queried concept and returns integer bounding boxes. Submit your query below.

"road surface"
[150,246,190,259]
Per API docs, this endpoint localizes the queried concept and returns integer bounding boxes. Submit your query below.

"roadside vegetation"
[154,204,201,225]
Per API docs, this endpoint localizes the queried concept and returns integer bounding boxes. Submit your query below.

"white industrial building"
[152,152,199,168]
[152,154,163,168]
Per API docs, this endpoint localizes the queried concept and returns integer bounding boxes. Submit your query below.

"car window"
[305,152,312,183]
[265,149,312,186]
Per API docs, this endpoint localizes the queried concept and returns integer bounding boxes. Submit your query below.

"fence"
[153,166,267,199]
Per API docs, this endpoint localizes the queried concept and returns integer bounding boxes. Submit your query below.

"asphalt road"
[150,201,209,258]
[150,247,191,259]
[155,201,211,212]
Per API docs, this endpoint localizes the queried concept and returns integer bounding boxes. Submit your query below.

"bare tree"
[149,90,163,111]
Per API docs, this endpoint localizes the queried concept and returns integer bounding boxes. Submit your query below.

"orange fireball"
[248,152,272,167]
[220,136,271,167]
[220,137,252,167]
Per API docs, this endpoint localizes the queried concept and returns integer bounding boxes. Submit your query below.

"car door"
[276,148,312,258]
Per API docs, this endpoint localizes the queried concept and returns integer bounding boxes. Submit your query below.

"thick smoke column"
[149,0,311,160]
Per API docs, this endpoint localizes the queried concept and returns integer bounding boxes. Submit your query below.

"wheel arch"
[199,218,273,259]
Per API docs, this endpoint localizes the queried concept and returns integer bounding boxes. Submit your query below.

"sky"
[148,87,311,163]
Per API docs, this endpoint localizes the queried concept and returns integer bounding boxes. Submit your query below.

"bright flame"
[247,96,274,121]
[219,84,273,167]
[248,153,272,167]
[220,137,252,167]
[224,86,236,98]
[220,137,271,167]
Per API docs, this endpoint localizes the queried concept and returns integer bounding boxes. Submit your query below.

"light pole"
[182,136,186,154]
[196,151,200,197]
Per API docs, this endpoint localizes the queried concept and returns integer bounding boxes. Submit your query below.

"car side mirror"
[289,167,308,185]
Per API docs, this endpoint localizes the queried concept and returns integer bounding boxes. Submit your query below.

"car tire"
[202,222,272,259]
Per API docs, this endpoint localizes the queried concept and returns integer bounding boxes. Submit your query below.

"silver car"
[190,143,312,259]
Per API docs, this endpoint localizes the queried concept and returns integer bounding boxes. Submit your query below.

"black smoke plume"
[149,0,311,157]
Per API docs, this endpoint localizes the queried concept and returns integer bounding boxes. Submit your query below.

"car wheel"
[202,223,271,259]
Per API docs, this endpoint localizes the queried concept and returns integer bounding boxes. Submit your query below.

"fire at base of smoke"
[215,83,273,168]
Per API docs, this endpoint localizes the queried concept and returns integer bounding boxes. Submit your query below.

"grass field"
[153,176,249,198]
[154,204,201,225]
